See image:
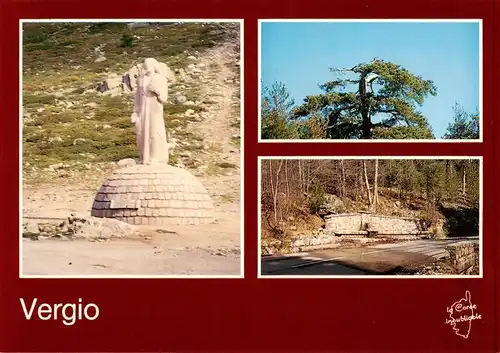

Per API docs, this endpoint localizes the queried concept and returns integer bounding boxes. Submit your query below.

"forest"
[260,158,480,243]
[261,59,479,140]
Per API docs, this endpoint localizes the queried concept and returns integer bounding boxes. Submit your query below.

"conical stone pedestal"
[91,164,214,226]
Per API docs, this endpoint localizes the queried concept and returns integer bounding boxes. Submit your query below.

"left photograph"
[20,20,243,278]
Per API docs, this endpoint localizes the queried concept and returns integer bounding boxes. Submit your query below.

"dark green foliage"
[261,110,301,139]
[444,103,479,139]
[292,59,437,139]
[373,126,434,139]
[120,34,134,48]
[261,81,301,139]
[417,160,447,202]
[441,203,479,238]
[87,23,125,34]
[388,160,420,201]
[308,183,326,214]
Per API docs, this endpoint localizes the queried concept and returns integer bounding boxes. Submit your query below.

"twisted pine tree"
[292,59,438,139]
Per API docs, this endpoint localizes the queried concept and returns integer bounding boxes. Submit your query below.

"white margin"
[19,18,245,279]
[257,156,483,279]
[257,19,483,143]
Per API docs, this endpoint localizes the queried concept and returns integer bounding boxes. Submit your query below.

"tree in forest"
[261,158,480,241]
[443,103,480,140]
[261,81,301,139]
[292,58,437,139]
[370,159,379,212]
[362,160,379,212]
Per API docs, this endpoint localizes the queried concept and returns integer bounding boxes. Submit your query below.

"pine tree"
[261,81,300,139]
[292,59,437,139]
[443,103,479,139]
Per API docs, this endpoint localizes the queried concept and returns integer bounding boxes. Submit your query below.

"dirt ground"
[22,196,241,276]
[22,41,242,277]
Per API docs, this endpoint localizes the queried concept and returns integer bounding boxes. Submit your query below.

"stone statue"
[131,58,169,165]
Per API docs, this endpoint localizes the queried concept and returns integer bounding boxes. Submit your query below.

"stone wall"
[324,213,363,233]
[446,241,477,274]
[325,213,424,235]
[367,214,421,234]
[261,231,339,255]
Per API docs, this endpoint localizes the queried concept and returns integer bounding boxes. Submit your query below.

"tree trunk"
[340,160,347,198]
[361,104,372,139]
[269,160,276,226]
[363,160,372,205]
[462,162,466,196]
[358,161,364,199]
[269,160,284,228]
[359,72,372,139]
[284,160,290,214]
[298,160,303,194]
[306,161,311,194]
[371,159,379,212]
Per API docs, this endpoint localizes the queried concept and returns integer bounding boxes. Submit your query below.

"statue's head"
[143,58,159,75]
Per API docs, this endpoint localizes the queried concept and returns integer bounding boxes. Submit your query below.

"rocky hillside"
[22,22,241,191]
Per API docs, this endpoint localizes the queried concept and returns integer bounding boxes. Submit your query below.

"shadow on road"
[260,250,435,276]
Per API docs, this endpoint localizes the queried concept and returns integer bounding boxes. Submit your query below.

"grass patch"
[217,162,237,169]
[94,96,130,121]
[203,162,237,176]
[23,115,138,167]
[164,103,204,115]
[219,194,235,203]
[22,22,235,73]
[230,136,240,148]
[23,232,40,240]
[168,153,179,165]
[25,111,81,125]
[183,144,204,151]
[72,87,87,94]
[205,163,224,176]
[23,93,56,106]
[165,114,201,132]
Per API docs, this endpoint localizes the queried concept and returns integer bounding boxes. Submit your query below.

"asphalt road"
[261,238,479,276]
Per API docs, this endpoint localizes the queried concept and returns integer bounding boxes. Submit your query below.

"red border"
[494,0,499,352]
[1,0,497,351]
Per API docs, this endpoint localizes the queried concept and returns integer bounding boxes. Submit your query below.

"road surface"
[261,238,479,276]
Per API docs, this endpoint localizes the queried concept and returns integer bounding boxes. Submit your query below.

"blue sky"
[260,21,480,138]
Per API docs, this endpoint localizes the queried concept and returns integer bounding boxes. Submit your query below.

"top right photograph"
[259,20,481,142]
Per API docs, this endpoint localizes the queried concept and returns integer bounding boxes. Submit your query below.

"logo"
[445,290,482,339]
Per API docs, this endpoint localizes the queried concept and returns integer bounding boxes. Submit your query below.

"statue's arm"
[148,76,168,104]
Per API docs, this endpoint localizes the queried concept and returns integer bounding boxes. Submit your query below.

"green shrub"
[308,183,326,214]
[120,34,134,48]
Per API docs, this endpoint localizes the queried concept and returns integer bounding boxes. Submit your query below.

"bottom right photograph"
[258,156,482,278]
